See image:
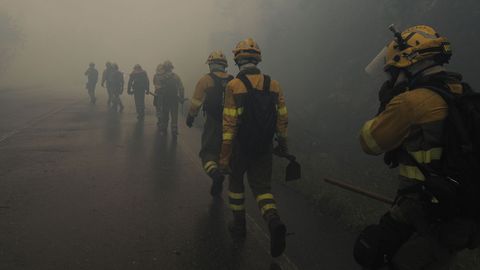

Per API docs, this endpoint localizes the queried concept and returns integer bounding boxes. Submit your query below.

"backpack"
[236,73,278,156]
[159,74,179,102]
[203,73,233,121]
[407,79,480,220]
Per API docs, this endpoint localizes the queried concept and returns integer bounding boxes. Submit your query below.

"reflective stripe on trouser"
[204,161,218,176]
[256,193,277,216]
[229,143,278,222]
[229,191,245,213]
[156,101,179,132]
[200,116,222,177]
[133,90,145,115]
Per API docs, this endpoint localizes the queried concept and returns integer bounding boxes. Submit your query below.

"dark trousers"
[86,83,96,103]
[200,116,222,177]
[387,195,479,270]
[156,99,178,132]
[133,90,145,116]
[111,88,123,111]
[228,144,278,223]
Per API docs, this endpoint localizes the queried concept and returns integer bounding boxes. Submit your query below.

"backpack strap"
[237,73,254,91]
[208,73,220,88]
[263,75,271,93]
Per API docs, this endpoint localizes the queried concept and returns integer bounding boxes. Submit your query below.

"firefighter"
[110,63,124,112]
[186,50,234,196]
[101,62,114,107]
[355,25,480,270]
[153,60,185,136]
[84,62,98,104]
[219,38,289,258]
[127,64,150,120]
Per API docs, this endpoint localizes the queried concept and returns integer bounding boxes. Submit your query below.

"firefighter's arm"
[188,76,209,117]
[101,71,106,86]
[175,74,185,100]
[275,82,288,139]
[359,93,416,155]
[274,81,289,154]
[145,73,150,92]
[153,75,161,91]
[127,75,133,92]
[219,83,238,169]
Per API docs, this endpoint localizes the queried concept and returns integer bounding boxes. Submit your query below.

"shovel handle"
[273,151,296,162]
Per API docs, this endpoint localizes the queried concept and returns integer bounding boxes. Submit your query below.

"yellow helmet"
[232,38,262,63]
[385,25,452,70]
[206,50,228,66]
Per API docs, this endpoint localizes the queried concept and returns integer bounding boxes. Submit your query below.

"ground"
[0,86,357,270]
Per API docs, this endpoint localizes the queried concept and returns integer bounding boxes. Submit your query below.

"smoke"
[0,0,267,91]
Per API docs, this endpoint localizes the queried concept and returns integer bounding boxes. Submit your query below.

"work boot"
[269,217,286,257]
[137,114,144,120]
[228,218,246,239]
[210,174,224,197]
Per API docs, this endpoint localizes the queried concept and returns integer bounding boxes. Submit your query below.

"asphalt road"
[0,87,358,270]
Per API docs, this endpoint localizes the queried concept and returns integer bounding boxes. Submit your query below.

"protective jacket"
[110,71,124,93]
[128,70,149,92]
[102,68,113,88]
[189,71,233,120]
[360,73,464,186]
[153,71,184,103]
[219,68,288,167]
[85,67,98,85]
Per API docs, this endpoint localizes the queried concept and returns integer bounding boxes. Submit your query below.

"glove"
[186,115,195,128]
[274,136,288,157]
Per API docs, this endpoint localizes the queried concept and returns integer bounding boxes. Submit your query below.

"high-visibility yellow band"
[229,192,245,200]
[230,204,245,211]
[399,164,425,181]
[223,132,234,141]
[361,119,383,155]
[237,107,244,116]
[256,193,274,203]
[261,204,277,215]
[409,148,442,164]
[224,108,237,117]
[191,98,203,107]
[278,106,288,116]
[204,161,217,173]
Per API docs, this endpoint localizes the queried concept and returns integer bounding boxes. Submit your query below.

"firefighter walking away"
[84,62,98,104]
[219,38,289,258]
[186,50,233,197]
[127,64,150,120]
[355,25,480,270]
[153,61,185,136]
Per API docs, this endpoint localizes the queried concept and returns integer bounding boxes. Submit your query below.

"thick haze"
[1,0,480,151]
[0,0,268,90]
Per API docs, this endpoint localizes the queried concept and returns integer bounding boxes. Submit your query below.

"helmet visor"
[365,47,389,80]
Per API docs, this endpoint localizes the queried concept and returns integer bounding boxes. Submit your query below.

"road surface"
[0,86,357,270]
